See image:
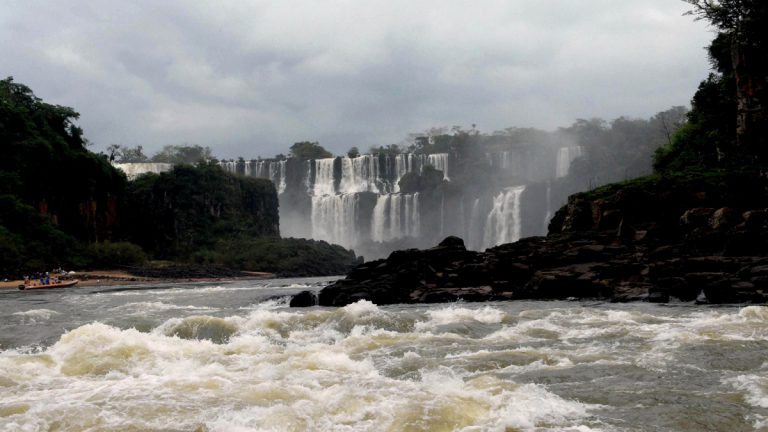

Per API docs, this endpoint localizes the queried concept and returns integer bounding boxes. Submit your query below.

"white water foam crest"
[112,301,216,314]
[0,304,604,432]
[726,374,768,408]
[420,305,508,326]
[12,309,59,322]
[739,305,768,321]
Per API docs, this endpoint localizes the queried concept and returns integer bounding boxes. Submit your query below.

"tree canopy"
[679,0,768,165]
[0,77,128,274]
[151,144,213,164]
[289,141,332,160]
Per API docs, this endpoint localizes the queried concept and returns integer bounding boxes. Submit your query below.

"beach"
[0,270,275,290]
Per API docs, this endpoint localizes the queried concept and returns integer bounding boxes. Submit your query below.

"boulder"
[290,290,318,307]
[709,207,739,230]
[680,208,715,229]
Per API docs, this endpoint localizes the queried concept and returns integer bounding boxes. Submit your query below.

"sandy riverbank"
[0,270,275,290]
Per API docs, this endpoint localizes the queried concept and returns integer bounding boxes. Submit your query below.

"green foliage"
[107,144,149,163]
[684,0,766,34]
[653,122,706,172]
[0,194,86,275]
[369,144,403,155]
[0,77,128,275]
[398,165,445,193]
[676,1,768,165]
[205,237,359,276]
[289,141,332,160]
[653,33,738,172]
[86,241,147,267]
[347,146,360,158]
[151,144,213,164]
[124,162,279,259]
[408,127,481,156]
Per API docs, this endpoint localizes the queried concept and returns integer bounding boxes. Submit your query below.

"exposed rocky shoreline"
[292,172,768,307]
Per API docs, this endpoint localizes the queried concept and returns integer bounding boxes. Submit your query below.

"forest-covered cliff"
[0,78,358,276]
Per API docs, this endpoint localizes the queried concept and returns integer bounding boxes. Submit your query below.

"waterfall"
[313,158,336,196]
[426,153,450,180]
[486,152,512,171]
[371,195,389,242]
[467,197,483,250]
[543,181,552,232]
[304,160,313,194]
[392,154,416,192]
[219,160,287,194]
[370,193,420,242]
[114,163,173,180]
[338,155,383,194]
[214,147,584,256]
[219,161,237,175]
[311,194,359,248]
[273,160,286,194]
[556,146,583,178]
[482,186,526,249]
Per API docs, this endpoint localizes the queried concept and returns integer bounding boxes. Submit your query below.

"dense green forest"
[0,77,125,273]
[0,78,359,277]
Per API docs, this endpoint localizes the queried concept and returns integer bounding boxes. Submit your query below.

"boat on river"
[18,280,79,290]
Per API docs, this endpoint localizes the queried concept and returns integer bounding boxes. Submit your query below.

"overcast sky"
[2,1,713,159]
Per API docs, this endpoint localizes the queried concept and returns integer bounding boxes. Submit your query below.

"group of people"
[23,270,64,287]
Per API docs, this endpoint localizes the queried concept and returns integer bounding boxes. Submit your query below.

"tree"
[651,106,689,147]
[151,144,213,164]
[288,141,332,160]
[347,146,360,158]
[684,0,768,163]
[0,77,127,271]
[107,144,149,163]
[368,144,402,155]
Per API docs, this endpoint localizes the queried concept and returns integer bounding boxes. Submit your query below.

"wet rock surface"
[292,201,768,307]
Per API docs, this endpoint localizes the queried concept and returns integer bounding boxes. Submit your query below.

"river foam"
[1,301,602,431]
[3,288,768,431]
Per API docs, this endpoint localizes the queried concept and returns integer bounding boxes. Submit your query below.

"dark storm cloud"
[1,1,712,158]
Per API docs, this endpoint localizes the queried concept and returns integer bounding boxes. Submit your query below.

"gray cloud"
[1,0,713,158]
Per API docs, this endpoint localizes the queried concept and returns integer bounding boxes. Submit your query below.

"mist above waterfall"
[214,108,687,259]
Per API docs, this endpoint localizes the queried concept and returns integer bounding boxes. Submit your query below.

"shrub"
[87,241,148,268]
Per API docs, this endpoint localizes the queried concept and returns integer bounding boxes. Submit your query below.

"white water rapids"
[3,280,768,431]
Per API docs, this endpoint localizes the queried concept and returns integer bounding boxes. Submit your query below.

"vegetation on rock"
[0,79,359,277]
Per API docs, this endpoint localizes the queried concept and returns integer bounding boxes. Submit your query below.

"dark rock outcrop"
[295,172,768,307]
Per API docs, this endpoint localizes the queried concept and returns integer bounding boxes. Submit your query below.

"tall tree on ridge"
[685,0,768,164]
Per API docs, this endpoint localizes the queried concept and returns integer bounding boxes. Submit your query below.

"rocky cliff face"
[293,170,768,306]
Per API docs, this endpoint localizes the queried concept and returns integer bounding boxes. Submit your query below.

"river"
[1,277,767,431]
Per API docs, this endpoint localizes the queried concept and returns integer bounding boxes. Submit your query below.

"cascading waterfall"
[391,153,449,190]
[311,194,359,249]
[113,163,173,180]
[338,155,383,194]
[556,146,583,178]
[219,160,238,175]
[313,158,336,196]
[215,149,581,256]
[482,186,526,250]
[394,154,414,186]
[543,181,552,232]
[427,153,450,180]
[371,193,420,242]
[266,160,287,194]
[220,160,287,194]
[466,197,484,250]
